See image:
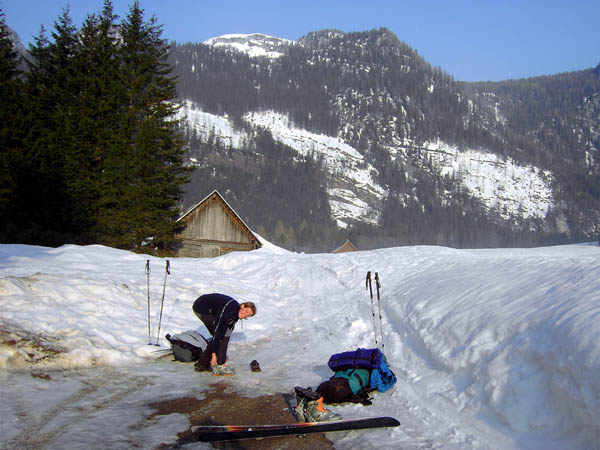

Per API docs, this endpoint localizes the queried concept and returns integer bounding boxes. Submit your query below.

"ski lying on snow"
[192,416,400,442]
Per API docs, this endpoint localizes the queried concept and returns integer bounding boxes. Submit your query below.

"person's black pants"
[195,312,230,365]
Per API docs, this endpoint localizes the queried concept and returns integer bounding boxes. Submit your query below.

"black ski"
[192,416,400,442]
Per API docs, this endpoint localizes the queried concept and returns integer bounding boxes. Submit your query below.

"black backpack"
[317,375,373,405]
[165,330,208,362]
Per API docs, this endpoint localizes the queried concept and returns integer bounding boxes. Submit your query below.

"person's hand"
[211,353,217,366]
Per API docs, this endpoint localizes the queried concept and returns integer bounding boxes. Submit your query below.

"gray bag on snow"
[165,330,208,362]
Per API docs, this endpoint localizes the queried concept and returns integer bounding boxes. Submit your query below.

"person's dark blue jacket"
[193,293,240,354]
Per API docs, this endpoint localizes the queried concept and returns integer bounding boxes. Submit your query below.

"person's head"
[239,301,256,319]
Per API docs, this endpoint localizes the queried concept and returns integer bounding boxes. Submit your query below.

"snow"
[328,188,376,228]
[203,33,293,59]
[180,103,246,150]
[421,140,554,220]
[1,241,600,449]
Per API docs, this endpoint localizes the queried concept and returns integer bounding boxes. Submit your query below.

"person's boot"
[294,386,320,421]
[194,360,210,372]
[304,396,342,422]
[211,364,235,376]
[195,348,212,372]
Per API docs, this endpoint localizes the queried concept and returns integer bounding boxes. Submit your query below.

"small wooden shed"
[176,190,261,258]
[332,239,357,253]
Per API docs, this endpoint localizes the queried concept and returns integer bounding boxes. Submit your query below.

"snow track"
[0,368,158,450]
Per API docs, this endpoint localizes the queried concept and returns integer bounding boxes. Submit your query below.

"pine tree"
[95,1,188,250]
[49,6,91,241]
[11,7,86,245]
[0,8,23,240]
[16,23,70,244]
[71,0,122,241]
[0,15,20,171]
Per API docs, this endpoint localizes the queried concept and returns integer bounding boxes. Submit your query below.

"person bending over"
[193,293,256,376]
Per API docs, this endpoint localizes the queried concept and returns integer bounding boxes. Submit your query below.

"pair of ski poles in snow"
[366,271,384,350]
[146,260,170,346]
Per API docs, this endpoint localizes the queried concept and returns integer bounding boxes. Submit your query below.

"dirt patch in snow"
[151,382,333,449]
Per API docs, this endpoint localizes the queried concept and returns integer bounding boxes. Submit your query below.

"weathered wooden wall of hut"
[176,191,260,258]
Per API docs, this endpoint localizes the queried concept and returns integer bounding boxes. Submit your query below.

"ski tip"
[385,417,401,427]
[294,416,400,427]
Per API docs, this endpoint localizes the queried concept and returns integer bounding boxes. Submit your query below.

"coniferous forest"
[0,1,188,251]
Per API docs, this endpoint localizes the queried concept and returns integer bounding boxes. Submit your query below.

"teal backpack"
[333,368,371,395]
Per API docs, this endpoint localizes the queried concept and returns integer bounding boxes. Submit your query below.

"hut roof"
[332,239,357,253]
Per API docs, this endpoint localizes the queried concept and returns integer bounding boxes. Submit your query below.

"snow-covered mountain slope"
[245,110,385,227]
[203,33,293,59]
[394,140,554,221]
[180,102,555,228]
[180,102,383,228]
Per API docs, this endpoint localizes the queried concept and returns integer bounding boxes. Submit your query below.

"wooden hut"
[176,190,261,258]
[332,239,357,253]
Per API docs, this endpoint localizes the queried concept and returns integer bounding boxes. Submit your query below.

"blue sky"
[2,0,599,82]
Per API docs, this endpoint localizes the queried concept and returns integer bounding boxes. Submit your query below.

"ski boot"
[211,363,235,376]
[294,386,341,422]
[304,396,342,422]
[294,386,320,421]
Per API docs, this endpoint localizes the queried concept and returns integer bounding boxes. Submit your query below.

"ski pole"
[375,272,384,350]
[155,260,170,346]
[146,260,152,345]
[366,271,378,347]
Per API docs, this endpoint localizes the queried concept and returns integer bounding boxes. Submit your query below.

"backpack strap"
[352,370,367,389]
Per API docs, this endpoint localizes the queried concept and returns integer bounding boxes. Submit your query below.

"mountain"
[169,28,600,251]
[6,26,28,71]
[8,26,25,53]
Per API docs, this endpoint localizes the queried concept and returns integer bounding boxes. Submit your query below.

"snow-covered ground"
[1,241,599,449]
